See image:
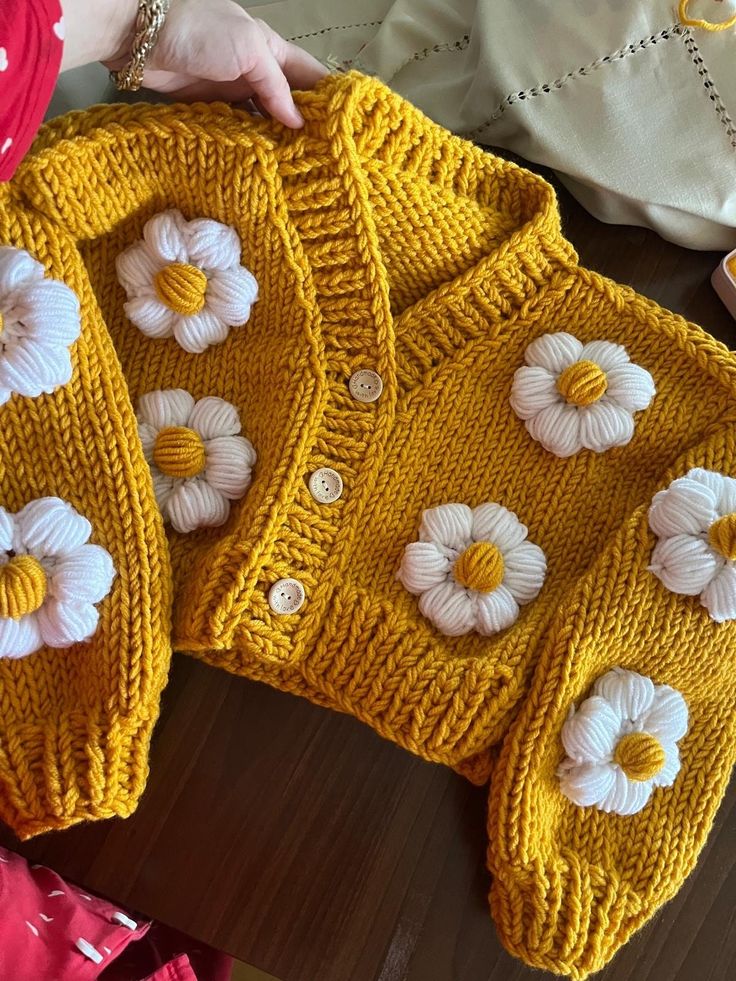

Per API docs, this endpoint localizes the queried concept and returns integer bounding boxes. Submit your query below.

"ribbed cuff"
[490,856,641,980]
[0,712,157,840]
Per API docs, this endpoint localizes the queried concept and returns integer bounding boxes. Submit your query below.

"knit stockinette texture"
[0,194,172,839]
[11,72,736,765]
[17,74,583,773]
[488,439,736,977]
[3,73,736,974]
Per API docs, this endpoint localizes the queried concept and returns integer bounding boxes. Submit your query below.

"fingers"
[237,23,305,128]
[274,39,329,91]
[142,3,328,127]
[258,21,329,91]
[143,73,256,104]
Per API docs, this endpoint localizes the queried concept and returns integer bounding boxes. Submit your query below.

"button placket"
[269,366,387,617]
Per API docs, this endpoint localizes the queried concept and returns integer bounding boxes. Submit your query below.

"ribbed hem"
[490,856,641,980]
[297,587,520,764]
[186,581,533,767]
[0,712,157,840]
[452,747,496,784]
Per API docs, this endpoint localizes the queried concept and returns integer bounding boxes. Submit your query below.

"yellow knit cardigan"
[3,71,736,978]
[0,80,736,977]
[9,73,591,776]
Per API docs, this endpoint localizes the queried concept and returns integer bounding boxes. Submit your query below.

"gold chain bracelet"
[110,0,172,92]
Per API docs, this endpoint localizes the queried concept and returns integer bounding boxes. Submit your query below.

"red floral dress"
[0,0,64,181]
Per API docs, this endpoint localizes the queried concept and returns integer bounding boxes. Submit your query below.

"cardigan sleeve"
[0,0,64,182]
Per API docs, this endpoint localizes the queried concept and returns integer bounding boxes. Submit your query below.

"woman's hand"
[61,0,328,128]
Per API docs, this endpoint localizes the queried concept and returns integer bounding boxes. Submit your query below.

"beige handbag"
[256,0,736,250]
[50,0,736,249]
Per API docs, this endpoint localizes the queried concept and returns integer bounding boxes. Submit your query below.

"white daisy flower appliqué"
[397,502,547,636]
[137,388,256,534]
[649,468,736,622]
[0,497,115,660]
[558,668,688,816]
[510,332,655,457]
[0,246,81,405]
[116,210,258,354]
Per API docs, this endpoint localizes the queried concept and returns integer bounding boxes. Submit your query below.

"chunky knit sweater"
[1,72,736,976]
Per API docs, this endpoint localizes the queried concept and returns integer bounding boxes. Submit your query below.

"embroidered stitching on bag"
[390,34,470,75]
[682,28,736,148]
[462,25,680,140]
[339,33,470,75]
[287,21,383,42]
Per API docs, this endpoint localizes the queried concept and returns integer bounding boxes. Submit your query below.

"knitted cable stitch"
[2,76,736,970]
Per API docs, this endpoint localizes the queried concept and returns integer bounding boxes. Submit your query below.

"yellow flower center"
[708,513,736,562]
[153,426,206,479]
[613,732,665,782]
[556,360,608,407]
[453,541,505,593]
[154,262,208,316]
[0,310,5,338]
[0,554,48,619]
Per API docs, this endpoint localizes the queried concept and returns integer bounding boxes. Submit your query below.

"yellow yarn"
[679,0,736,31]
[557,360,607,406]
[454,542,505,592]
[153,426,206,479]
[0,171,171,839]
[613,732,666,782]
[0,556,47,619]
[708,512,736,560]
[154,262,208,315]
[2,73,736,974]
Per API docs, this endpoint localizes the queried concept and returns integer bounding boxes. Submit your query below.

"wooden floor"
[2,178,735,981]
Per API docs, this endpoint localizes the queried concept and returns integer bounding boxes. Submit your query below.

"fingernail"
[285,98,304,125]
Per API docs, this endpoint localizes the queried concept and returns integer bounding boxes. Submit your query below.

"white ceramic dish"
[712,249,736,321]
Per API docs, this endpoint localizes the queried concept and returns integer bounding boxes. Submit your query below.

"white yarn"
[558,668,688,816]
[116,209,258,354]
[649,468,736,622]
[0,497,115,660]
[0,246,81,405]
[510,332,655,457]
[398,501,547,636]
[137,388,256,534]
